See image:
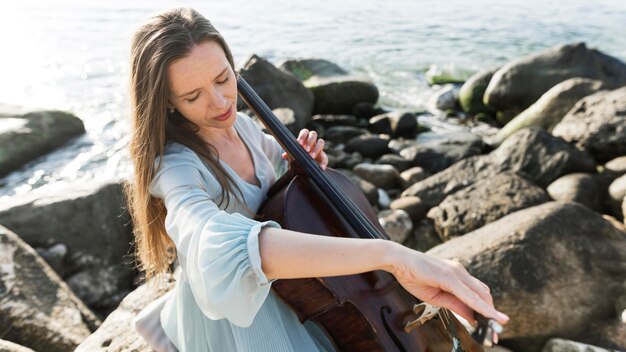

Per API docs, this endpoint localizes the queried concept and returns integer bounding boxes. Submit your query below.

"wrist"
[374,239,405,275]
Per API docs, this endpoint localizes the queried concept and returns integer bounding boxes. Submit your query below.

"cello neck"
[237,76,383,240]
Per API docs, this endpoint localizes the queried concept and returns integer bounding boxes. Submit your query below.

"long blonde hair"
[126,7,243,279]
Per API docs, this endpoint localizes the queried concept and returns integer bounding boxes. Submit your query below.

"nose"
[209,88,227,109]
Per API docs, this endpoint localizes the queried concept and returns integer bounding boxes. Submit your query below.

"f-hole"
[381,306,407,352]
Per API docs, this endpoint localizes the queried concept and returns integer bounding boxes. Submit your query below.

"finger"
[281,152,288,160]
[462,275,493,309]
[450,281,508,325]
[311,138,325,158]
[298,129,309,146]
[426,291,475,324]
[306,131,317,152]
[320,152,328,170]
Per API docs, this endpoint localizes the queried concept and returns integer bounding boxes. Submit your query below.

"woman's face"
[168,40,237,136]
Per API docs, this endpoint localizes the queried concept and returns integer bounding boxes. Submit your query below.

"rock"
[459,67,499,115]
[399,166,431,190]
[484,43,626,120]
[279,58,348,81]
[0,110,85,177]
[344,135,389,159]
[377,189,391,209]
[425,64,473,85]
[605,156,626,176]
[428,202,626,350]
[404,218,442,252]
[352,102,386,120]
[271,108,298,135]
[552,87,626,162]
[427,84,459,112]
[577,319,626,351]
[493,78,607,144]
[0,182,135,315]
[0,340,35,352]
[353,163,399,189]
[75,274,175,352]
[377,209,413,243]
[490,128,597,187]
[390,196,428,224]
[339,169,379,205]
[324,126,368,144]
[623,198,626,225]
[541,338,611,352]
[369,110,419,138]
[305,75,379,115]
[375,154,412,172]
[333,151,364,170]
[428,172,550,240]
[35,243,68,277]
[0,225,100,352]
[609,174,626,216]
[547,173,605,212]
[239,55,314,128]
[399,131,486,174]
[311,114,358,128]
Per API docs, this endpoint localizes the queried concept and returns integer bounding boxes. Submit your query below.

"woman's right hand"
[388,245,509,328]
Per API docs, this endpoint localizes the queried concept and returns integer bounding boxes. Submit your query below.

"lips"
[213,105,233,121]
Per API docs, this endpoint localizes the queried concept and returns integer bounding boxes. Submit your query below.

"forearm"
[258,227,400,280]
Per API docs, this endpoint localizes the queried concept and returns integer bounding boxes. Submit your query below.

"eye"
[186,93,200,103]
[217,76,229,85]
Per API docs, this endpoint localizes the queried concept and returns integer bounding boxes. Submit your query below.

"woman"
[127,7,508,352]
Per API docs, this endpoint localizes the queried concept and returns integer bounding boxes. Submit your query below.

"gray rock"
[353,163,399,189]
[352,102,387,120]
[399,131,486,174]
[325,126,368,144]
[404,218,442,252]
[271,108,298,135]
[239,55,314,129]
[0,110,85,177]
[377,189,391,209]
[427,84,459,112]
[345,135,389,159]
[0,225,100,352]
[541,338,610,352]
[279,58,348,81]
[623,197,626,225]
[389,196,428,224]
[428,202,626,349]
[377,209,413,244]
[493,78,607,144]
[75,275,175,352]
[375,154,412,172]
[306,75,379,115]
[369,110,419,138]
[399,166,430,190]
[547,173,605,212]
[459,67,499,115]
[428,172,550,240]
[0,340,35,352]
[484,42,626,121]
[311,114,358,128]
[609,174,626,216]
[552,87,626,162]
[35,243,68,277]
[338,169,379,206]
[604,156,626,176]
[0,182,135,314]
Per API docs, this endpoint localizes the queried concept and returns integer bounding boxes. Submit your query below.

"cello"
[237,77,501,351]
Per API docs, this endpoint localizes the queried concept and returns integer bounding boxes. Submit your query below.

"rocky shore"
[1,42,625,352]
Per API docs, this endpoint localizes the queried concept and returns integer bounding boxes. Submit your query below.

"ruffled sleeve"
[150,147,280,327]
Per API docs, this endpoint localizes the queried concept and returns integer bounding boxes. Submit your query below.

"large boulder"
[541,339,611,352]
[344,134,389,159]
[368,110,419,138]
[484,43,626,120]
[552,87,626,162]
[0,225,100,352]
[0,110,85,177]
[279,58,348,81]
[75,275,175,352]
[459,67,499,115]
[0,340,35,352]
[353,163,399,189]
[306,75,379,115]
[239,55,314,129]
[428,172,550,240]
[402,128,596,208]
[493,78,607,144]
[0,181,135,315]
[576,319,626,351]
[428,202,626,351]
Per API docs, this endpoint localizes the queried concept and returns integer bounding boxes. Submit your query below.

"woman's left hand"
[282,129,328,170]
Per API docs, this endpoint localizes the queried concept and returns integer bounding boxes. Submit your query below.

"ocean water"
[1,0,625,198]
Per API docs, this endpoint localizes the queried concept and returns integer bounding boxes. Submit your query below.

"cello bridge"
[403,303,440,333]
